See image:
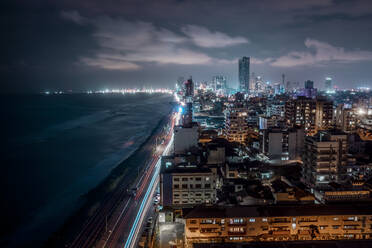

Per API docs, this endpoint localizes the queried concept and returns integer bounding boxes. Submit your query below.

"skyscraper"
[183,78,194,127]
[304,80,314,89]
[325,77,332,92]
[212,75,227,94]
[302,80,317,98]
[239,56,250,93]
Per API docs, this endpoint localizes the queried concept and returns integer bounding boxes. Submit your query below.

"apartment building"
[335,104,356,132]
[224,93,249,144]
[160,163,217,207]
[260,127,304,162]
[184,204,372,246]
[285,96,317,135]
[315,97,333,131]
[285,97,333,136]
[302,130,355,189]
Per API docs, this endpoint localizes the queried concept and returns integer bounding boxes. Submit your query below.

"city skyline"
[4,1,372,247]
[3,0,372,92]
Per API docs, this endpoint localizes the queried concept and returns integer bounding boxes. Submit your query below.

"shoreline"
[44,102,175,248]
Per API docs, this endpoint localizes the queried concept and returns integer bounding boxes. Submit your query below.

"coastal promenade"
[68,112,176,248]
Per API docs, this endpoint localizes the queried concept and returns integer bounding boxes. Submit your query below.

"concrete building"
[302,130,355,190]
[206,144,225,165]
[322,181,371,203]
[266,101,285,118]
[259,116,285,130]
[259,116,277,130]
[184,204,372,245]
[174,124,199,154]
[271,179,315,205]
[160,164,217,207]
[261,128,304,162]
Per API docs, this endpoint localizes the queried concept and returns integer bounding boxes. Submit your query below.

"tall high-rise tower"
[212,75,227,94]
[239,57,250,93]
[325,77,332,92]
[183,78,194,127]
[304,80,314,89]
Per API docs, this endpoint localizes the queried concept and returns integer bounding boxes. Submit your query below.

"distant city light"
[83,88,173,95]
[358,108,366,115]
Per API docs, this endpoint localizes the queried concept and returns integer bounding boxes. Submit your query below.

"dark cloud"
[2,0,372,92]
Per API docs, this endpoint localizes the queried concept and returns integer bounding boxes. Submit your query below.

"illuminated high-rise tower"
[325,77,332,92]
[239,56,250,93]
[212,75,227,94]
[183,78,194,127]
[174,78,199,154]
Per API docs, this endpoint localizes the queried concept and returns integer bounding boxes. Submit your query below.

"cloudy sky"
[3,0,372,92]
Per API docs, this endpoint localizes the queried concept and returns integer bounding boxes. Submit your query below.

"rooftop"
[184,204,372,219]
[162,164,212,174]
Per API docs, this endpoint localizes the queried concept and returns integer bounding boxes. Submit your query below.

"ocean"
[0,93,173,247]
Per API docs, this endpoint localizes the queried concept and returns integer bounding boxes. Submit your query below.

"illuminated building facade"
[224,93,249,144]
[285,97,333,136]
[160,165,217,207]
[183,78,194,127]
[335,104,356,132]
[325,77,333,92]
[184,205,372,245]
[285,97,317,135]
[315,97,333,131]
[212,75,227,95]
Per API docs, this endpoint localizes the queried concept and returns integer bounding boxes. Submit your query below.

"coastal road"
[68,112,176,248]
[103,114,175,248]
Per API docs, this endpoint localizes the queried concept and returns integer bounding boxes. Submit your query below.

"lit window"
[262,218,267,222]
[249,218,255,222]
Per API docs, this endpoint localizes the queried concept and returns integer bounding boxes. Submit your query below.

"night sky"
[3,0,372,93]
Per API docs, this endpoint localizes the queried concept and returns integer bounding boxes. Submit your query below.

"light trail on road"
[124,119,175,248]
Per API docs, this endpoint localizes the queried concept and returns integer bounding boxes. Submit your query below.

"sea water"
[0,93,173,247]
